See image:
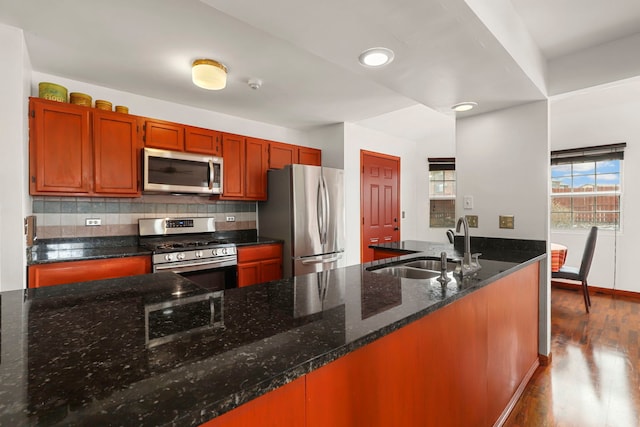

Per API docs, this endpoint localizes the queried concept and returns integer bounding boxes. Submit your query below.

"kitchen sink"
[368,257,458,281]
[371,266,441,280]
[402,259,457,272]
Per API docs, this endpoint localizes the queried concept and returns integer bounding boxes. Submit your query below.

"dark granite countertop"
[5,240,545,426]
[27,231,283,265]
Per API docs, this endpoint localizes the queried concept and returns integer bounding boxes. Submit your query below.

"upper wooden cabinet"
[29,98,141,197]
[298,146,322,166]
[269,142,322,169]
[220,133,246,199]
[245,137,269,200]
[142,119,184,151]
[93,110,140,195]
[184,125,222,156]
[29,98,92,195]
[221,134,268,201]
[269,141,297,169]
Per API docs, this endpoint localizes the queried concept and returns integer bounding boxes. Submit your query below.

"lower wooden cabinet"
[28,256,152,288]
[237,243,283,287]
[200,377,305,427]
[200,262,539,426]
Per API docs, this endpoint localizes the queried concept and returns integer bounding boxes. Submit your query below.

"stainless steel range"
[139,217,237,291]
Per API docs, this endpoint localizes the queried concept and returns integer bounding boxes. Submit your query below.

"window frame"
[428,158,456,229]
[550,144,625,232]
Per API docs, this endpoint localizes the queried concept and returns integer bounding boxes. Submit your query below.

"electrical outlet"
[499,215,514,229]
[465,215,478,228]
[85,218,102,226]
[226,216,236,222]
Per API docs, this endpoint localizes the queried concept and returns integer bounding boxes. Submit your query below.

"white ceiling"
[1,0,639,139]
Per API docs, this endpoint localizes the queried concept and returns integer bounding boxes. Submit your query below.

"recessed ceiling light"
[451,102,478,112]
[358,47,395,67]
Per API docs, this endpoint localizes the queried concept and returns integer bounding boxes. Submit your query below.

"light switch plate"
[463,196,474,210]
[465,215,478,228]
[499,215,514,229]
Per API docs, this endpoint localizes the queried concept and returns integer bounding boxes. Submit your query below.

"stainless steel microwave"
[143,147,223,195]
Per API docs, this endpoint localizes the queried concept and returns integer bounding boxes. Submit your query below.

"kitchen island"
[1,240,545,426]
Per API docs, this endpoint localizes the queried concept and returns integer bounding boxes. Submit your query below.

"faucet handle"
[471,253,482,268]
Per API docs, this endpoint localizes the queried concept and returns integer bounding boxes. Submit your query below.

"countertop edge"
[181,252,547,424]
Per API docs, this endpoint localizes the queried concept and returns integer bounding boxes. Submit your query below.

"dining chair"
[446,229,455,244]
[551,226,598,313]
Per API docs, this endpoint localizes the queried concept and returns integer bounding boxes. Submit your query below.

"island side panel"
[486,262,540,424]
[305,282,489,426]
[200,376,305,427]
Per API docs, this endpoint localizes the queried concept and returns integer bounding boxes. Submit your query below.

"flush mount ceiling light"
[358,47,395,67]
[451,102,478,112]
[192,59,227,90]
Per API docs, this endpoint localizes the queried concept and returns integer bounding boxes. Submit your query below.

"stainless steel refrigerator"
[259,164,345,279]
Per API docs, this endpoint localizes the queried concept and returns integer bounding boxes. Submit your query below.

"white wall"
[456,101,549,240]
[0,24,31,292]
[456,101,550,356]
[414,118,456,243]
[550,77,640,293]
[306,123,345,169]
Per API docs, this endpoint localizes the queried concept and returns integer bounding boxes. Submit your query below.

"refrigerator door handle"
[301,254,343,265]
[316,176,329,245]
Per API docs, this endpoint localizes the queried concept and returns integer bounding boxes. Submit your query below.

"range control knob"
[195,250,203,258]
[164,254,174,262]
[176,252,186,260]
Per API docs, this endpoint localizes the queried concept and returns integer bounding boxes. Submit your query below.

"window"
[551,143,625,230]
[428,158,456,228]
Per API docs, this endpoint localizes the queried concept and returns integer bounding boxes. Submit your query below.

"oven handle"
[154,257,237,273]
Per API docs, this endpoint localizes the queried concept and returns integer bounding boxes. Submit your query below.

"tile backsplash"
[32,195,257,239]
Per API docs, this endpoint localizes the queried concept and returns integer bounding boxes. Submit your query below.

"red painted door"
[360,151,400,263]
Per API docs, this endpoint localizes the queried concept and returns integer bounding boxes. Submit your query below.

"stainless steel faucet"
[455,216,481,277]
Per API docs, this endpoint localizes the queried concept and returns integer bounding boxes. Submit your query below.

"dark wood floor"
[504,287,640,427]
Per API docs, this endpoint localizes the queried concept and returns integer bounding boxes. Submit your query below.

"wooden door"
[29,98,92,195]
[220,133,245,199]
[360,151,400,263]
[298,146,322,166]
[143,119,184,151]
[185,125,221,155]
[245,137,269,200]
[93,110,140,195]
[269,141,297,169]
[237,262,261,288]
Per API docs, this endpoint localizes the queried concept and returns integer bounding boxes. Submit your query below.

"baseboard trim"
[551,280,640,301]
[493,357,540,427]
[538,352,552,366]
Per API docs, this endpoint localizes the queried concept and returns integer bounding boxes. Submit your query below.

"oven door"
[154,258,237,291]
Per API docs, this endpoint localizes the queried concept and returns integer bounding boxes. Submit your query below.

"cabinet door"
[93,110,140,195]
[269,141,297,169]
[28,256,152,288]
[29,98,92,195]
[245,137,269,200]
[185,125,221,156]
[143,119,184,151]
[237,261,261,288]
[261,258,282,283]
[220,133,245,199]
[297,147,322,166]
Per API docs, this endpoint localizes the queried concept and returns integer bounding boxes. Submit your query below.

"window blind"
[428,157,455,171]
[551,143,626,165]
